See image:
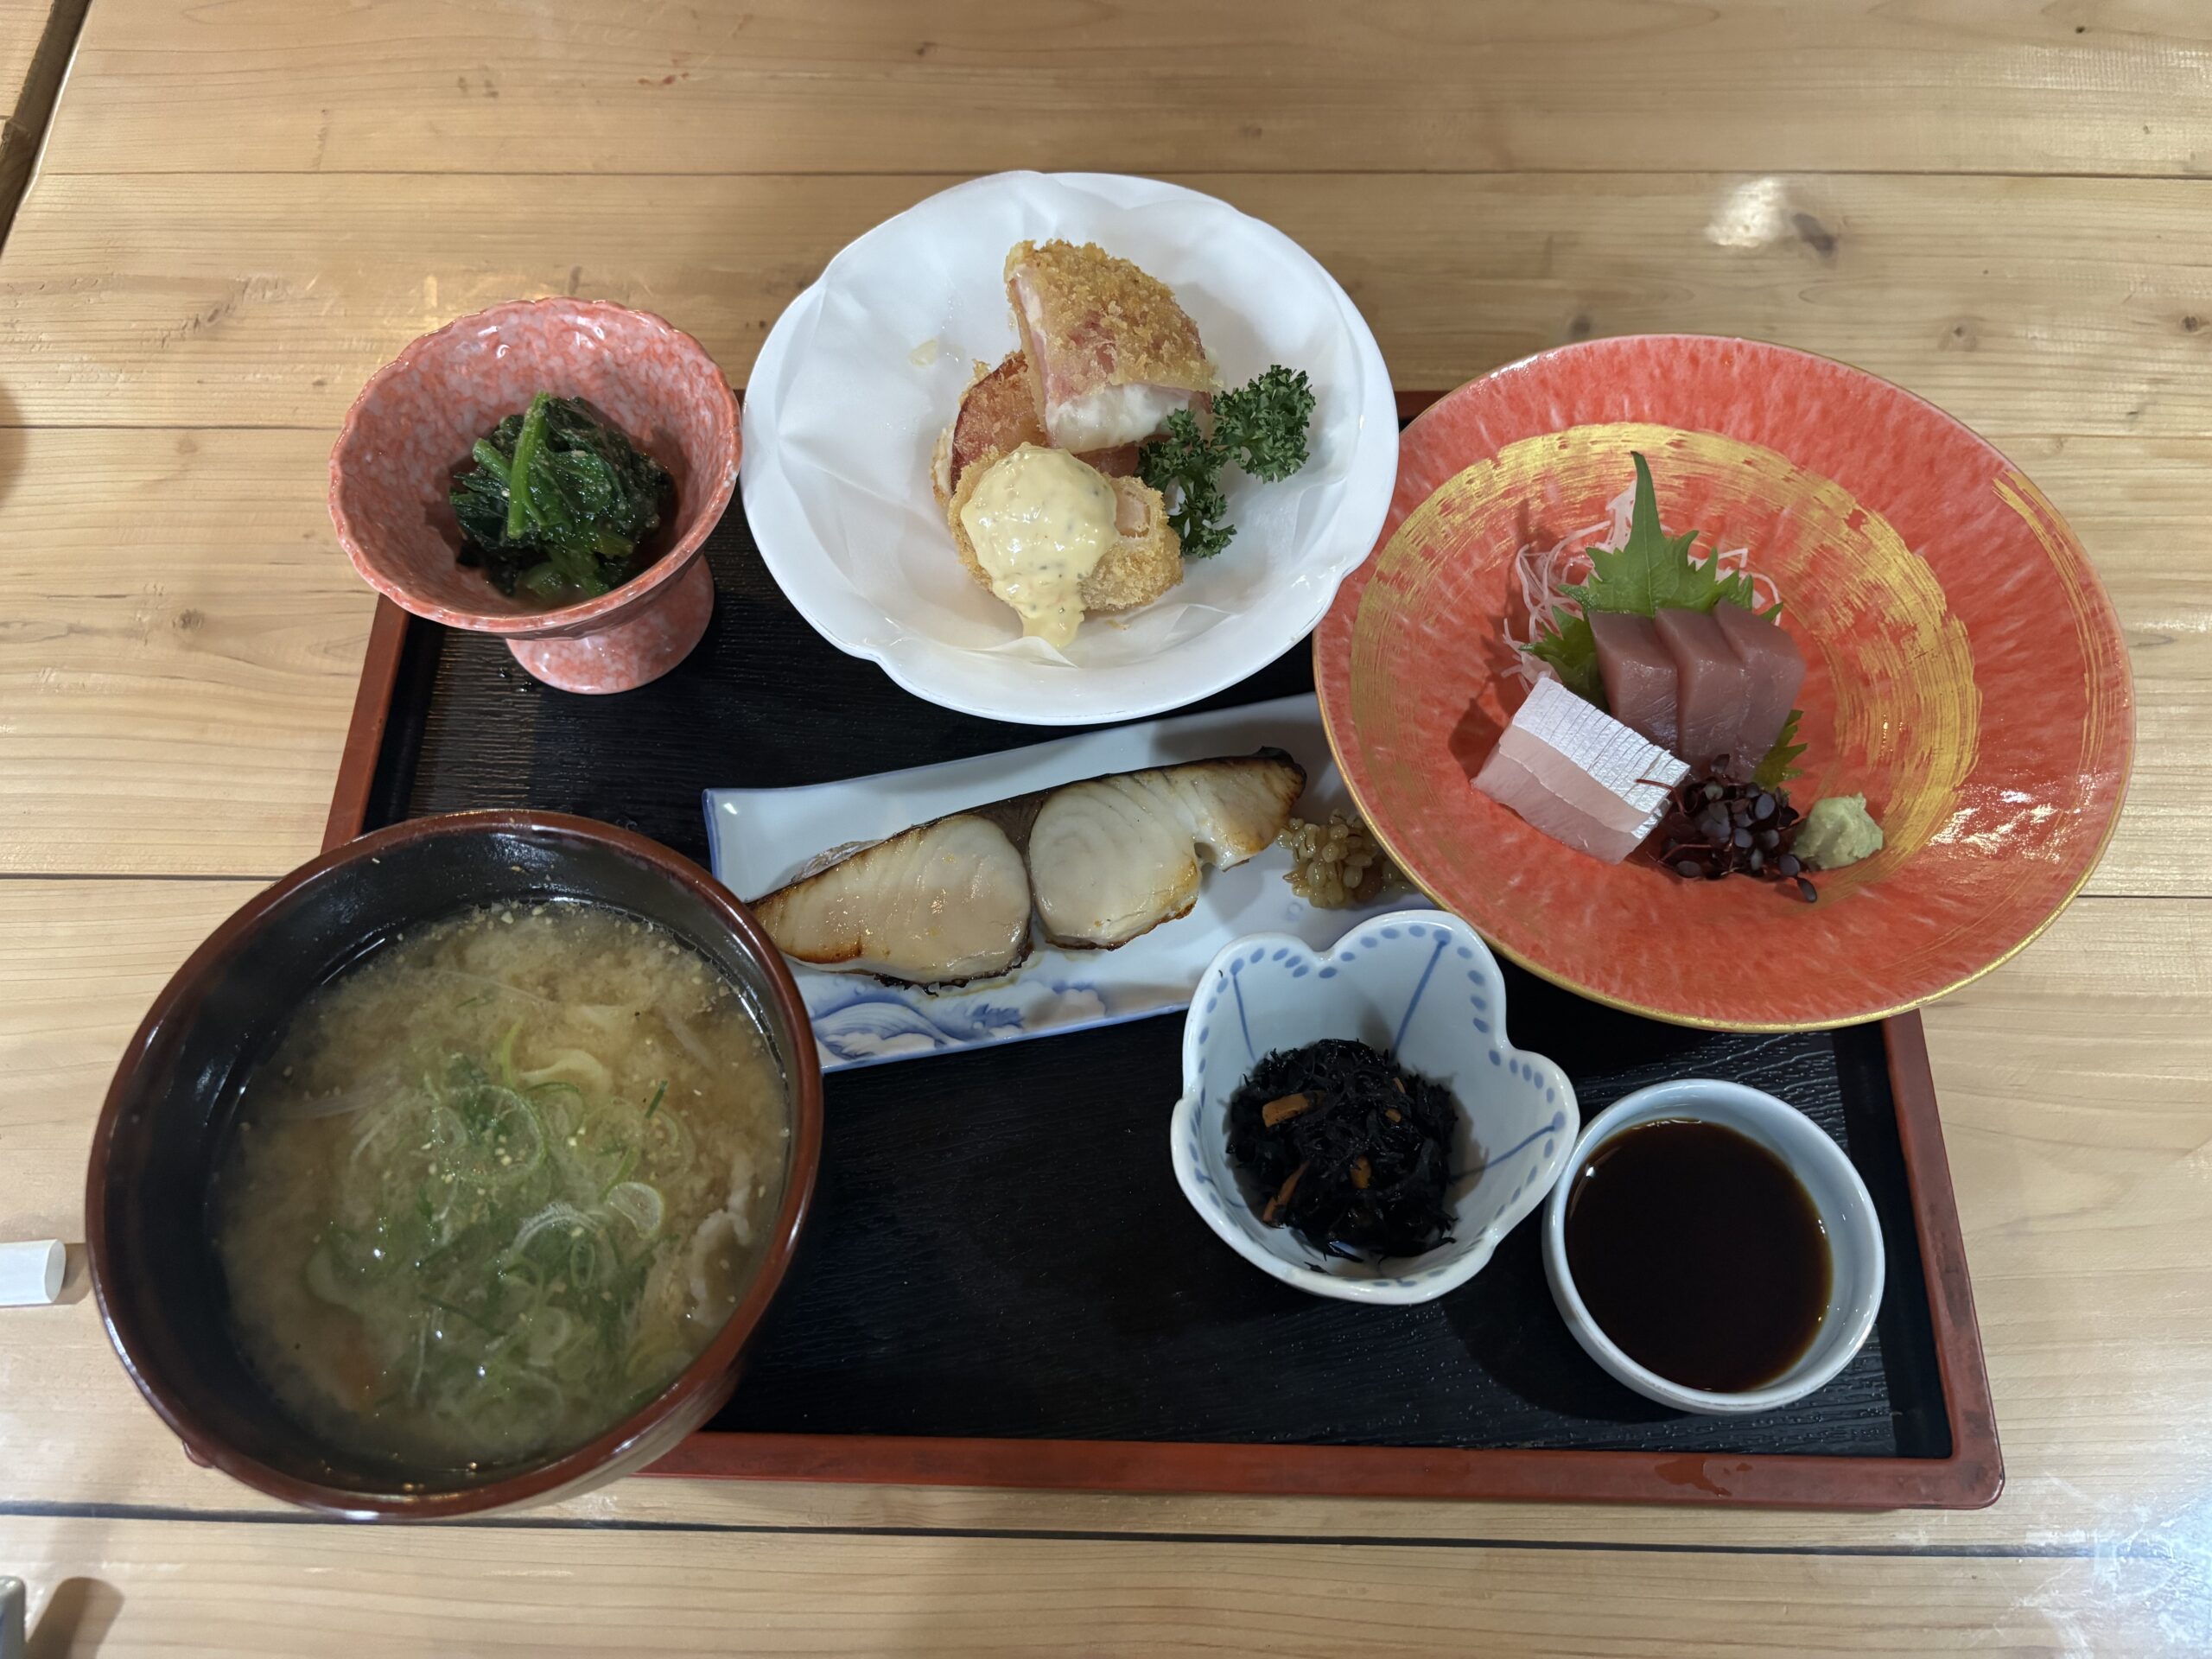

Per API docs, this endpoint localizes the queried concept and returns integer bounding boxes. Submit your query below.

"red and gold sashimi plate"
[1315,336,2133,1031]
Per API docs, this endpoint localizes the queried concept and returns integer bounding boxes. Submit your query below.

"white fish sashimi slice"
[1471,678,1688,865]
[1028,753,1306,948]
[751,813,1033,986]
[1494,725,1658,838]
[1471,747,1647,863]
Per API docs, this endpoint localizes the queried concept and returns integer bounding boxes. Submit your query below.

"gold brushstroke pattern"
[1342,422,1987,1026]
[1991,468,2131,790]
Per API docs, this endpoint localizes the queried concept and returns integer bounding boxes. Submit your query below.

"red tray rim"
[318,389,2001,1511]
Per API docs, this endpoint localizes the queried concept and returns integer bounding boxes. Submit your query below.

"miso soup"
[210,900,789,1472]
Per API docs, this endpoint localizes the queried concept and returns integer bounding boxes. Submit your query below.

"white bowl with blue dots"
[1168,908,1577,1304]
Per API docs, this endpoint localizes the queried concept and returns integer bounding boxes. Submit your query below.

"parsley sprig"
[1137,366,1316,558]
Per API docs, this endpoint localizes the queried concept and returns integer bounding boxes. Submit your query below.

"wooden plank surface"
[36,0,2212,180]
[0,0,64,118]
[3,0,2210,1651]
[10,1511,2202,1658]
[4,171,2209,436]
[0,428,373,877]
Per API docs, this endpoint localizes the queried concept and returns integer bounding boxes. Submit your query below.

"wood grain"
[0,428,373,877]
[0,0,66,116]
[7,1512,2199,1657]
[37,0,2212,180]
[3,171,2209,437]
[0,0,87,225]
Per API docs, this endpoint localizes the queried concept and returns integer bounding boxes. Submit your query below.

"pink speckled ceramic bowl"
[329,299,740,693]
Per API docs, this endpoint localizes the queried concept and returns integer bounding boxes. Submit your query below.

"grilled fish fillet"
[751,752,1305,984]
[1004,241,1216,452]
[1027,753,1306,947]
[749,813,1033,986]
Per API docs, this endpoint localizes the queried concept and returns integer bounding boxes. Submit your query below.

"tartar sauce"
[958,443,1116,648]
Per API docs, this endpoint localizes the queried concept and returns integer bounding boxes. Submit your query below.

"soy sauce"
[1564,1118,1831,1394]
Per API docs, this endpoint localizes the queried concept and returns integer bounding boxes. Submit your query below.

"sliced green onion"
[605,1181,664,1238]
[493,1021,524,1090]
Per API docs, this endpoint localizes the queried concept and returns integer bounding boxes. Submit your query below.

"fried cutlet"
[944,448,1183,623]
[1003,240,1216,452]
[933,351,1147,507]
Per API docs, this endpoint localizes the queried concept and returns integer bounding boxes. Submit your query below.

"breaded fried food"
[1081,471,1185,613]
[933,351,1151,506]
[946,448,1183,621]
[932,353,1047,506]
[1004,240,1216,452]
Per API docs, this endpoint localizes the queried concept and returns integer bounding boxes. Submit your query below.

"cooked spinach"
[450,393,673,603]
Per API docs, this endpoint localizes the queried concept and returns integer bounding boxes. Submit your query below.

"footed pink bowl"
[329,298,739,693]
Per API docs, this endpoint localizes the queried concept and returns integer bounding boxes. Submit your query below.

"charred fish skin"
[1028,751,1306,950]
[750,811,1034,988]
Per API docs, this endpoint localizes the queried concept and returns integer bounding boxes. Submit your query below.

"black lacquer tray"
[324,427,1999,1509]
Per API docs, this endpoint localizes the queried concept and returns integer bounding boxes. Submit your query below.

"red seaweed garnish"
[1655,766,1818,902]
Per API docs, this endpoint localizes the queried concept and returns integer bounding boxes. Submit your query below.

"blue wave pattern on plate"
[807,978,1133,1068]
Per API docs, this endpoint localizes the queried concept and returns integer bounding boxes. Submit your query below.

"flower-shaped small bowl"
[329,298,740,693]
[1168,909,1577,1304]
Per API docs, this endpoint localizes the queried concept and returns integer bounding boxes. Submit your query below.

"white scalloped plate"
[741,171,1398,725]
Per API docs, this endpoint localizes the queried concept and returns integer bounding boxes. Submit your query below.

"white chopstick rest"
[0,1240,65,1306]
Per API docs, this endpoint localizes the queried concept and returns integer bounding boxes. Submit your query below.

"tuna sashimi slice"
[1713,602,1807,762]
[1589,610,1681,753]
[1655,607,1754,771]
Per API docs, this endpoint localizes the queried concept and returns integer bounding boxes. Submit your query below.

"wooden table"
[3,3,2208,1651]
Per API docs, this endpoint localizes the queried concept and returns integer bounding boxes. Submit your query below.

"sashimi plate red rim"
[1315,335,2133,1032]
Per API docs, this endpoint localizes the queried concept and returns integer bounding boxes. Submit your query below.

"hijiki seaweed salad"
[1471,454,1885,898]
[1225,1039,1459,1261]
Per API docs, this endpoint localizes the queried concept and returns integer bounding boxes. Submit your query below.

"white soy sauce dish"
[1168,909,1576,1304]
[1542,1080,1886,1415]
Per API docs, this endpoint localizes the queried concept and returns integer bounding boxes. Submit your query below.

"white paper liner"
[741,172,1397,720]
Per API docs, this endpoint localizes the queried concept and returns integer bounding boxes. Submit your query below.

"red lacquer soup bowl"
[1315,336,2132,1031]
[86,813,823,1518]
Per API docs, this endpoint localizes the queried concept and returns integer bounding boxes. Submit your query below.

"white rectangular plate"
[704,693,1400,1070]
